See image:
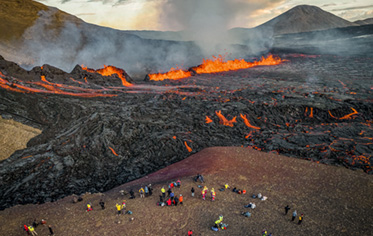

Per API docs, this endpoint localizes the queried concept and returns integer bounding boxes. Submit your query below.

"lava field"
[0,53,372,210]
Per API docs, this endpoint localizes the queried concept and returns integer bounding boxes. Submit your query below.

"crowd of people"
[21,173,306,235]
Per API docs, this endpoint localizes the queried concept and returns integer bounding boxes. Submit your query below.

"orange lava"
[329,107,358,120]
[205,116,213,124]
[240,114,260,130]
[82,65,132,87]
[193,55,285,74]
[148,67,192,81]
[184,141,192,152]
[147,55,286,81]
[109,147,119,156]
[215,110,237,127]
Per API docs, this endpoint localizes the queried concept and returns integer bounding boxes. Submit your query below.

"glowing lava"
[215,110,237,127]
[148,67,192,81]
[329,107,358,120]
[82,65,132,87]
[240,114,260,130]
[148,55,286,81]
[193,55,285,74]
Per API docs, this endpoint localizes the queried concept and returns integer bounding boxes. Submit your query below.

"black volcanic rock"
[0,54,372,211]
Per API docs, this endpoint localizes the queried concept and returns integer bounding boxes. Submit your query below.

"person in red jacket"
[188,229,193,235]
[23,225,30,235]
[166,198,172,206]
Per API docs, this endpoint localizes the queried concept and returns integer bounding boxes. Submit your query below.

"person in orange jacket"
[211,188,216,201]
[179,194,183,205]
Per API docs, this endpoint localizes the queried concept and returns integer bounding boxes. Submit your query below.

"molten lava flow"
[205,116,213,124]
[193,55,285,74]
[109,147,119,156]
[184,141,192,152]
[148,67,192,81]
[240,114,260,130]
[147,55,285,81]
[215,110,237,127]
[82,65,132,87]
[329,107,358,120]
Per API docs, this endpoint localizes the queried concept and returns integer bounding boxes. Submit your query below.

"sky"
[35,0,373,31]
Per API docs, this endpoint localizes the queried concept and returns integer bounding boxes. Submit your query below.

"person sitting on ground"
[241,211,251,217]
[225,183,230,189]
[244,202,256,209]
[257,193,262,199]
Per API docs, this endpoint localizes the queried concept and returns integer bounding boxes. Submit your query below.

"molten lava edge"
[148,55,286,81]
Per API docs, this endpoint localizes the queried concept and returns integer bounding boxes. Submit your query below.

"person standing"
[170,191,175,201]
[148,184,153,196]
[28,226,38,236]
[129,189,135,199]
[139,187,145,198]
[167,188,172,197]
[211,188,216,201]
[176,179,181,188]
[144,185,149,197]
[191,187,195,197]
[179,194,183,205]
[86,203,93,211]
[298,214,304,225]
[99,199,105,210]
[23,224,30,235]
[48,225,54,235]
[284,205,290,215]
[116,203,122,215]
[292,210,297,221]
[121,200,126,213]
[161,186,166,199]
[174,196,179,206]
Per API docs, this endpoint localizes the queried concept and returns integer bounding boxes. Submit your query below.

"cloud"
[331,4,373,11]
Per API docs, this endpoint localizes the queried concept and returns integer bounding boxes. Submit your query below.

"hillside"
[0,147,371,235]
[355,18,373,25]
[0,0,83,42]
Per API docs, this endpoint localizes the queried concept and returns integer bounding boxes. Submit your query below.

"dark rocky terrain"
[0,147,372,236]
[1,52,372,210]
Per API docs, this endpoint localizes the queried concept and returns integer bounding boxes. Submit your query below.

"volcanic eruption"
[0,1,372,212]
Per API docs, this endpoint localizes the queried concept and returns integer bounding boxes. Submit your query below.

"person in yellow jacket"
[116,203,122,215]
[211,188,216,201]
[87,203,93,212]
[28,225,38,236]
[225,183,230,189]
[214,215,223,230]
[139,187,145,198]
[161,186,166,199]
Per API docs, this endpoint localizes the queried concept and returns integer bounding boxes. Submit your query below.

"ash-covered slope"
[1,54,372,210]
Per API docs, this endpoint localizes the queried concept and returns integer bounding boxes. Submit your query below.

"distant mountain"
[255,5,358,35]
[354,18,373,25]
